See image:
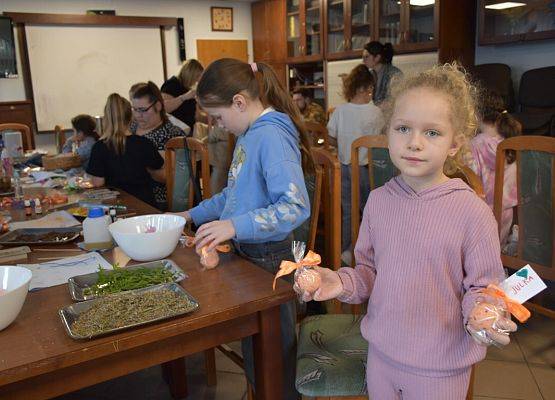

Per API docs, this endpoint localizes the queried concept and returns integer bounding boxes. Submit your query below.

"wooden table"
[0,192,295,400]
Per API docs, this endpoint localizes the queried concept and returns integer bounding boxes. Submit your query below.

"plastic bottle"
[82,207,112,249]
[13,170,23,201]
[24,199,32,216]
[34,198,42,214]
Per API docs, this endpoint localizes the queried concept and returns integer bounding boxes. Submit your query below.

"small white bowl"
[0,266,32,331]
[108,214,186,262]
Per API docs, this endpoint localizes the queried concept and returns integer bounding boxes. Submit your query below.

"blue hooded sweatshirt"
[189,110,310,243]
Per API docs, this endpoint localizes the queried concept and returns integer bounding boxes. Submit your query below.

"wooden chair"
[311,147,341,270]
[211,158,325,400]
[304,121,329,149]
[493,135,555,319]
[327,107,336,121]
[228,132,236,163]
[165,137,193,212]
[351,135,397,247]
[0,123,34,151]
[54,125,65,154]
[186,136,211,205]
[351,135,485,246]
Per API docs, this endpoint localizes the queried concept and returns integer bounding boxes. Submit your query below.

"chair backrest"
[518,66,555,111]
[0,123,34,151]
[449,165,485,198]
[186,137,211,205]
[164,136,193,212]
[351,135,398,248]
[311,147,341,270]
[471,63,515,112]
[327,107,335,121]
[304,121,329,149]
[228,132,236,163]
[350,135,484,253]
[54,125,65,154]
[493,135,555,318]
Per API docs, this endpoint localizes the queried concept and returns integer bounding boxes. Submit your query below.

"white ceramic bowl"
[0,266,32,331]
[108,214,186,262]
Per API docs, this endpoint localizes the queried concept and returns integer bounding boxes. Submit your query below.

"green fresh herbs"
[71,289,195,337]
[83,264,176,297]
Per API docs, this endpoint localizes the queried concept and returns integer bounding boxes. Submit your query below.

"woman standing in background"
[362,41,402,105]
[161,59,204,130]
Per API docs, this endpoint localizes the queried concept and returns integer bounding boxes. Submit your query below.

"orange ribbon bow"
[272,250,321,290]
[482,284,531,323]
[183,234,231,253]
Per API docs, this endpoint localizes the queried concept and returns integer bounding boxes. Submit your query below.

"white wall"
[0,0,254,103]
[475,40,555,96]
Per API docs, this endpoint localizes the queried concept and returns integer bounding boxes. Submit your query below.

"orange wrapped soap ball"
[200,247,220,269]
[296,268,321,293]
[469,303,499,331]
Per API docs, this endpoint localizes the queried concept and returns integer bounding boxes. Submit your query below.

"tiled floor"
[55,314,555,400]
[474,313,555,400]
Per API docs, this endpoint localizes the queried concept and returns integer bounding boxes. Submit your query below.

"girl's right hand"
[294,266,344,302]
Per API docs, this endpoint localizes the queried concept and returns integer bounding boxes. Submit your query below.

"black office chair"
[513,66,555,137]
[471,63,515,112]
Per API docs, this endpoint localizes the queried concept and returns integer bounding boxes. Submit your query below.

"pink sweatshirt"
[337,176,504,377]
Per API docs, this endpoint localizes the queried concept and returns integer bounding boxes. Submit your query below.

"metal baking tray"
[68,259,187,301]
[59,283,199,340]
[0,227,81,245]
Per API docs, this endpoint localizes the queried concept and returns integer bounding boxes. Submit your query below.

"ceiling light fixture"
[485,2,526,10]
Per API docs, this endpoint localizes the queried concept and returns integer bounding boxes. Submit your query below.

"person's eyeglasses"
[131,102,156,114]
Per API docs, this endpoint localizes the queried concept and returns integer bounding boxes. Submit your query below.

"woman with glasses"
[86,94,164,208]
[129,81,186,211]
[161,59,204,130]
[362,41,402,105]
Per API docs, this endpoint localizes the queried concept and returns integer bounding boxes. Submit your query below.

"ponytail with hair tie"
[196,58,315,174]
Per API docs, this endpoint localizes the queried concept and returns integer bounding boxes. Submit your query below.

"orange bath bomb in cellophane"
[469,302,500,331]
[200,247,220,269]
[296,268,321,293]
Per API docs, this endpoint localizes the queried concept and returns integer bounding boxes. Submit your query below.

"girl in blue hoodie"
[177,58,312,400]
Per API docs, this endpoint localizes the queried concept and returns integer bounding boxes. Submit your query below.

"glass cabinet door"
[327,0,346,54]
[406,0,436,44]
[350,0,372,51]
[481,0,555,43]
[378,0,401,45]
[305,0,322,56]
[287,0,301,58]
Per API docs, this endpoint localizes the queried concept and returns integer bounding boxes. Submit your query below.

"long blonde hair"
[381,62,479,175]
[101,93,132,156]
[178,59,204,89]
[196,58,314,173]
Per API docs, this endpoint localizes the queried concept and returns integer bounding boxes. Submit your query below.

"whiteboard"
[326,52,438,109]
[26,25,165,131]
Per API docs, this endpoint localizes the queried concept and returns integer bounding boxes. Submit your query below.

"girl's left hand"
[194,220,235,252]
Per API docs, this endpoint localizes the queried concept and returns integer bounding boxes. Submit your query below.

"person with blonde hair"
[87,93,164,207]
[161,59,204,129]
[295,63,514,399]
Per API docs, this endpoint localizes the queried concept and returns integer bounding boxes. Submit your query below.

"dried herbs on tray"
[82,264,176,297]
[71,289,195,337]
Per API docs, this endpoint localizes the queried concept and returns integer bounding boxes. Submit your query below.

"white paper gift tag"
[501,265,547,304]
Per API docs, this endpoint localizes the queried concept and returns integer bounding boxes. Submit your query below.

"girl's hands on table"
[194,219,235,252]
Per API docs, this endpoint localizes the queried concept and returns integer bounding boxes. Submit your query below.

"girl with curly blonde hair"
[294,63,515,399]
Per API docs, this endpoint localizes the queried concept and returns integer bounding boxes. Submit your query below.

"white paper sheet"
[9,211,81,230]
[20,252,113,291]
